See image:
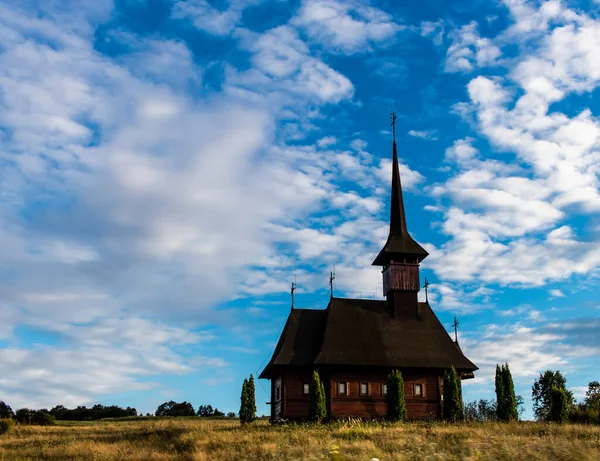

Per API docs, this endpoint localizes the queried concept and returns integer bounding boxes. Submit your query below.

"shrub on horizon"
[0,401,14,420]
[0,418,15,435]
[550,387,568,424]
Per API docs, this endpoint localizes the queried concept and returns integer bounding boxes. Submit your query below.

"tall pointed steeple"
[373,113,428,318]
[372,114,428,266]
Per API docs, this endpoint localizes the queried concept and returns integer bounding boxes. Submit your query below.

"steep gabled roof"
[259,308,327,378]
[315,298,476,370]
[259,298,477,378]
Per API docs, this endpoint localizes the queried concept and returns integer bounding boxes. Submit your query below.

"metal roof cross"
[452,316,460,343]
[329,270,336,299]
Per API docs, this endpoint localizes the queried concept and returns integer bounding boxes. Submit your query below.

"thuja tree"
[495,365,505,420]
[443,367,463,422]
[495,363,518,421]
[502,364,518,421]
[387,369,407,422]
[240,375,257,424]
[550,387,569,423]
[308,370,326,422]
[245,375,257,423]
[239,378,249,424]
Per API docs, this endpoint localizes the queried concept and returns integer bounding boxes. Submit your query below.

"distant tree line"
[154,401,235,418]
[0,400,238,425]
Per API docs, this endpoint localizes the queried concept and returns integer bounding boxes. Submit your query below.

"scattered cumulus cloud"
[408,129,438,140]
[292,0,402,54]
[445,22,501,73]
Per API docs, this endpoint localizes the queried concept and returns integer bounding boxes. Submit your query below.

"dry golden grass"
[0,418,599,460]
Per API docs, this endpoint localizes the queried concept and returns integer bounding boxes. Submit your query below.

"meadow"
[0,418,599,460]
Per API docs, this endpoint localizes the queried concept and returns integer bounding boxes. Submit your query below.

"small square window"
[414,383,423,397]
[338,382,347,395]
[382,383,388,396]
[303,383,310,395]
[360,383,368,395]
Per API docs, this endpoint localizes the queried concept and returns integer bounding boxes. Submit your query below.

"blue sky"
[0,0,599,420]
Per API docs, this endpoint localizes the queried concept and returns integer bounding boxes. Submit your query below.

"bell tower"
[372,113,428,318]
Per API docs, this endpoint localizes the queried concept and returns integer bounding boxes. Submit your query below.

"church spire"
[389,118,408,239]
[373,112,428,318]
[372,113,428,267]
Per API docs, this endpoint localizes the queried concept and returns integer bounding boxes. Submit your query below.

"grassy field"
[1,418,599,460]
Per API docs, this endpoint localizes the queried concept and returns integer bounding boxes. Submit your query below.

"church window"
[337,382,347,396]
[414,383,423,397]
[303,383,309,395]
[360,383,369,396]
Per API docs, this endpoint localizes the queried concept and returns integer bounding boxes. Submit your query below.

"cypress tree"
[308,370,327,422]
[550,386,568,423]
[387,369,407,421]
[239,378,248,424]
[495,364,506,420]
[247,375,257,423]
[444,367,463,422]
[502,364,518,421]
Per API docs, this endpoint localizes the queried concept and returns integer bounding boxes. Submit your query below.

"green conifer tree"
[247,375,257,423]
[444,367,463,422]
[308,370,327,422]
[550,386,568,423]
[502,363,518,421]
[239,378,248,424]
[495,364,506,420]
[387,369,407,421]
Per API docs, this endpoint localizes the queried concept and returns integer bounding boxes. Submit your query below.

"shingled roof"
[259,298,477,378]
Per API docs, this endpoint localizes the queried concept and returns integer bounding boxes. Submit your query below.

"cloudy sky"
[0,0,599,419]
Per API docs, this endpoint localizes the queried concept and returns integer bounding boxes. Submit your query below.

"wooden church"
[260,117,477,420]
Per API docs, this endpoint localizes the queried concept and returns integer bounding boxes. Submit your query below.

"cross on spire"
[291,277,296,310]
[329,269,336,299]
[423,277,430,303]
[452,316,460,343]
[390,112,397,142]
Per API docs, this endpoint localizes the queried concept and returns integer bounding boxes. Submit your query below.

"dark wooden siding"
[277,368,442,420]
[272,376,282,420]
[329,370,441,419]
[281,370,312,420]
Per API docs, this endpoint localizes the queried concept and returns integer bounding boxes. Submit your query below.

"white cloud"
[431,1,600,287]
[292,0,401,54]
[408,129,438,140]
[317,136,337,148]
[230,25,354,104]
[172,0,261,36]
[0,0,379,407]
[0,318,224,409]
[549,289,566,297]
[420,20,445,46]
[445,22,501,73]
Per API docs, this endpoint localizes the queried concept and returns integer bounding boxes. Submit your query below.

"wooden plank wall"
[279,369,442,420]
[328,370,441,420]
[281,370,312,419]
